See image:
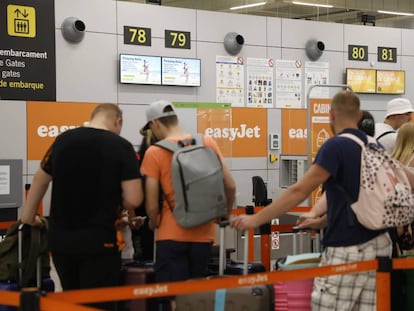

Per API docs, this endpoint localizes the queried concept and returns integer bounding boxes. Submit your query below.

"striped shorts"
[311,232,392,311]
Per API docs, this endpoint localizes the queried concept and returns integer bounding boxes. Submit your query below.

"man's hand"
[230,215,257,231]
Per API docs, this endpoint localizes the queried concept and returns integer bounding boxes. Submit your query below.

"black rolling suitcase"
[176,221,274,311]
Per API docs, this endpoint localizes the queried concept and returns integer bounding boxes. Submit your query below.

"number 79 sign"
[165,29,191,49]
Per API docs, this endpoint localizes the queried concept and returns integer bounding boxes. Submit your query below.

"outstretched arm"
[231,163,330,231]
[21,168,52,226]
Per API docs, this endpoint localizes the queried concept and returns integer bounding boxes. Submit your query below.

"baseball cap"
[385,98,414,118]
[143,100,176,130]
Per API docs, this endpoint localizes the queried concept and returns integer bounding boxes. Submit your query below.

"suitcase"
[176,220,274,311]
[121,261,158,311]
[274,228,321,311]
[0,222,55,311]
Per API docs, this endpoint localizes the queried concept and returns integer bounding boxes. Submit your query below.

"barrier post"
[245,205,255,262]
[20,288,40,311]
[259,223,271,271]
[376,256,391,311]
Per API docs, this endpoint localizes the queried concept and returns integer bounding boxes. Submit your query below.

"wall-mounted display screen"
[346,68,376,93]
[161,57,201,86]
[376,70,405,94]
[119,54,161,85]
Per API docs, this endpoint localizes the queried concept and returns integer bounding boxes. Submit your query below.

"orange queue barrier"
[231,205,311,215]
[40,260,378,309]
[0,221,16,230]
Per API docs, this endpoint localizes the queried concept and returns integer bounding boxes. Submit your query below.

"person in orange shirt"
[140,100,236,311]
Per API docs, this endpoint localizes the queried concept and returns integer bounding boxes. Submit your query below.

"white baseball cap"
[143,100,176,130]
[385,98,414,118]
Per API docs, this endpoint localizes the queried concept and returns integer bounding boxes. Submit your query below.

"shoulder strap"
[155,134,204,151]
[376,130,396,141]
[155,139,179,153]
[339,133,366,148]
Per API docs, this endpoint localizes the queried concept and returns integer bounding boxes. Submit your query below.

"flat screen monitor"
[376,70,405,94]
[119,54,161,85]
[346,68,376,93]
[161,57,201,86]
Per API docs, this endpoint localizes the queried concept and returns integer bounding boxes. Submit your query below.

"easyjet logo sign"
[282,109,307,155]
[205,124,261,141]
[27,101,97,160]
[198,108,267,157]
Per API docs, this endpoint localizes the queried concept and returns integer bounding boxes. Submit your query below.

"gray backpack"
[155,134,228,228]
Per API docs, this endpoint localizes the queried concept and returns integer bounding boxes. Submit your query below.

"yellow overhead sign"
[7,4,36,38]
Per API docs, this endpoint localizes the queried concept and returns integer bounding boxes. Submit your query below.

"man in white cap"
[375,97,414,153]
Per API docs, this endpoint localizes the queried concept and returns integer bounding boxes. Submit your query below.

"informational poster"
[305,62,329,102]
[0,166,10,195]
[216,55,245,107]
[275,60,303,108]
[246,57,274,108]
[309,98,333,206]
[0,0,56,101]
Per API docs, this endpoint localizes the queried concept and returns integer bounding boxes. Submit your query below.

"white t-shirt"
[375,123,397,154]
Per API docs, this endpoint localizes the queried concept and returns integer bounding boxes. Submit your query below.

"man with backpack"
[231,91,396,310]
[375,97,413,154]
[140,100,236,311]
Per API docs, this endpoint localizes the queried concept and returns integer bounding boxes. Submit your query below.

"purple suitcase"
[175,221,274,311]
[0,223,55,311]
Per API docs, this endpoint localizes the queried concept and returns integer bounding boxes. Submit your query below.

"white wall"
[2,0,414,214]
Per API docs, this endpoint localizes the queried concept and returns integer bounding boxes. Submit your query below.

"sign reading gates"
[27,102,97,160]
[0,0,56,101]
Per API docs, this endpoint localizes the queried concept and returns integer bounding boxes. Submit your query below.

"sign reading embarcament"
[0,0,56,101]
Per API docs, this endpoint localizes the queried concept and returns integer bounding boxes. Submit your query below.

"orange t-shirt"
[141,134,223,242]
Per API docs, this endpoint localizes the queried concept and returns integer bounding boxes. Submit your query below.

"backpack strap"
[376,130,396,141]
[155,139,179,153]
[339,133,366,148]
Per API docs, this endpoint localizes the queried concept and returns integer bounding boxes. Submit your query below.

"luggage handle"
[218,220,248,276]
[292,226,321,254]
[18,223,42,289]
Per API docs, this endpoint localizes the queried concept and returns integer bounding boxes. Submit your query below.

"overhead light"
[230,1,267,10]
[292,1,333,8]
[377,10,414,17]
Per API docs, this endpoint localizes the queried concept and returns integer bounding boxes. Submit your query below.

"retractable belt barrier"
[4,257,414,311]
[3,206,414,310]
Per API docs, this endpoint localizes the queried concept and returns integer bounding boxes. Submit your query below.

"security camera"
[305,39,325,61]
[61,17,86,43]
[223,32,244,55]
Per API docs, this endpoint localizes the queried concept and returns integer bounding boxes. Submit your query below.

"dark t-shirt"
[41,127,140,254]
[314,128,384,247]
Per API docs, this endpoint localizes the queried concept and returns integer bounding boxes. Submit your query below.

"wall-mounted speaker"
[223,32,245,55]
[305,39,325,61]
[61,17,86,43]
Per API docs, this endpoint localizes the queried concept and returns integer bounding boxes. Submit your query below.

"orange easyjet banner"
[309,98,333,205]
[27,101,98,160]
[281,109,307,155]
[197,107,267,157]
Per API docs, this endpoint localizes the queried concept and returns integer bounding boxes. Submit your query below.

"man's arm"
[121,178,143,211]
[145,176,161,230]
[21,168,52,225]
[222,162,236,215]
[231,163,330,230]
